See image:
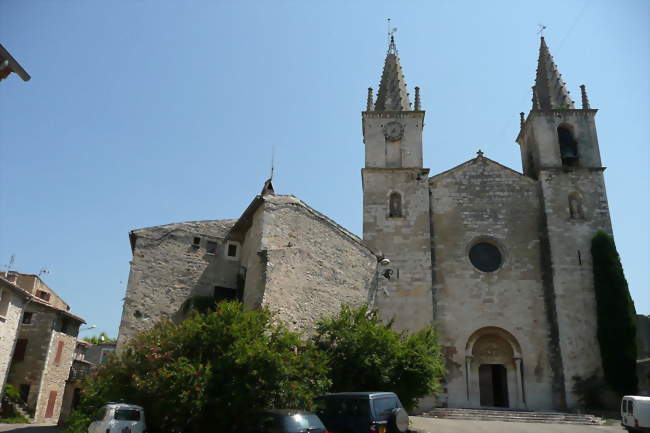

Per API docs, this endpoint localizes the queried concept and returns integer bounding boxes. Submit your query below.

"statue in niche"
[389,192,402,217]
[569,193,584,219]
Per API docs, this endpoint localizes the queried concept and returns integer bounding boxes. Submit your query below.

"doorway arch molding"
[465,326,522,358]
[464,326,526,409]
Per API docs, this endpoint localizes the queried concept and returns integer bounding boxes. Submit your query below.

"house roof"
[230,193,379,258]
[0,276,85,323]
[129,219,237,253]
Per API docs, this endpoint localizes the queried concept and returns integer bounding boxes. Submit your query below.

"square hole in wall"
[206,241,218,255]
[226,241,240,260]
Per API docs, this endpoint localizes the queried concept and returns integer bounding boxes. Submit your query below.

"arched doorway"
[465,327,525,409]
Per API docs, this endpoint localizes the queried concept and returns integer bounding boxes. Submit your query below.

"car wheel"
[388,408,409,433]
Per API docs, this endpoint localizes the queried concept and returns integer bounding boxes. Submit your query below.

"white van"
[88,403,146,433]
[621,395,650,432]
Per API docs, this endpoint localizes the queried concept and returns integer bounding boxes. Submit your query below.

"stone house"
[0,275,30,405]
[0,271,85,423]
[58,340,93,424]
[117,35,628,412]
[117,188,378,347]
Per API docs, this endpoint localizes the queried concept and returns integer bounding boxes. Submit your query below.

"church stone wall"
[362,168,434,333]
[539,168,611,408]
[246,196,376,335]
[116,220,236,347]
[430,158,555,410]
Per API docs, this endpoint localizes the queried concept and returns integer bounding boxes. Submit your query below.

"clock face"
[383,121,404,141]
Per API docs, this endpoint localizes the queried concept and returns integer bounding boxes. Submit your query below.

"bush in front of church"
[64,301,330,433]
[313,305,445,411]
[591,230,638,397]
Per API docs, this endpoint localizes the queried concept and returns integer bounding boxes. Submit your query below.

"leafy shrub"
[65,301,329,433]
[2,384,20,402]
[591,231,638,396]
[313,306,445,411]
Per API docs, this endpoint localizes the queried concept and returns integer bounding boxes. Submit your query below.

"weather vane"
[537,24,547,36]
[387,18,397,43]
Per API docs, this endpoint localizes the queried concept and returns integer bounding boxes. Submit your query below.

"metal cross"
[537,24,547,36]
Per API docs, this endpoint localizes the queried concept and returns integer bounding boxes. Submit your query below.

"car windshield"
[282,414,325,430]
[114,409,140,421]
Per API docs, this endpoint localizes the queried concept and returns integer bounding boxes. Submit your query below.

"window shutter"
[54,341,64,364]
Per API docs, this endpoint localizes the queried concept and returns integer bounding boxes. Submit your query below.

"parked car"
[621,395,650,432]
[88,403,146,433]
[239,409,328,433]
[314,392,409,433]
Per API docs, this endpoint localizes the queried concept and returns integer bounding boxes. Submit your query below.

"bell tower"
[361,35,433,332]
[517,37,613,409]
[517,37,603,179]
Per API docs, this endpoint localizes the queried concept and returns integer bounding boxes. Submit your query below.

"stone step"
[422,408,604,425]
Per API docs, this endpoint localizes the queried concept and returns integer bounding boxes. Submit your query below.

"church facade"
[117,36,615,413]
[363,36,611,411]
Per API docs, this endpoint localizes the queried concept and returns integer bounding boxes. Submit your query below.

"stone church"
[118,36,613,412]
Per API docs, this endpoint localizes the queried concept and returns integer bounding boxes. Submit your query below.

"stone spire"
[533,37,575,110]
[374,35,412,111]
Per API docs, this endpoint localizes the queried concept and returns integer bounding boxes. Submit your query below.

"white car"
[621,395,650,432]
[88,403,146,433]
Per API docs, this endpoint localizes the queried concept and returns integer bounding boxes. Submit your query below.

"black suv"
[314,392,410,433]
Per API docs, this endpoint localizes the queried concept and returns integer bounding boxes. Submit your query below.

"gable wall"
[430,159,555,410]
[116,221,236,347]
[252,197,377,335]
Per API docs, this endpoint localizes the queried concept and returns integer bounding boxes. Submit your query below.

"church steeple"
[533,37,575,110]
[373,35,412,111]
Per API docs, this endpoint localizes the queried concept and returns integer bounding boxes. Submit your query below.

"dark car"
[314,392,409,433]
[240,409,328,433]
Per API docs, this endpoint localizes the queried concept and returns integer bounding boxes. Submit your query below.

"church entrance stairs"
[421,408,604,425]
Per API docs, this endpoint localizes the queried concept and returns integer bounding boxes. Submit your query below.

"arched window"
[568,192,584,219]
[388,192,402,217]
[557,124,578,166]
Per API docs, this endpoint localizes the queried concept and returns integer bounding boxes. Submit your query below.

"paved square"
[411,416,625,433]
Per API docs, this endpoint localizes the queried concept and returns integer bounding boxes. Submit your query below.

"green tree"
[313,306,445,411]
[66,301,330,433]
[591,230,638,396]
[82,332,115,344]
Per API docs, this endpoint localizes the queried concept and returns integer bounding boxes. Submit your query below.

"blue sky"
[1,0,648,339]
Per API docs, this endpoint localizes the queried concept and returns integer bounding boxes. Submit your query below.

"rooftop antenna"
[5,254,15,271]
[38,267,49,277]
[537,23,547,37]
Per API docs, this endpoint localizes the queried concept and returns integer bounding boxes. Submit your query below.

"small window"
[226,241,240,259]
[36,290,51,302]
[206,241,219,255]
[192,237,201,247]
[14,338,28,361]
[469,242,503,272]
[22,312,33,324]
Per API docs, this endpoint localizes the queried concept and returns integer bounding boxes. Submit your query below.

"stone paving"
[411,416,625,433]
[0,424,61,433]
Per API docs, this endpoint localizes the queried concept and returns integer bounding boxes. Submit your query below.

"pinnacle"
[533,37,575,110]
[373,35,412,111]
